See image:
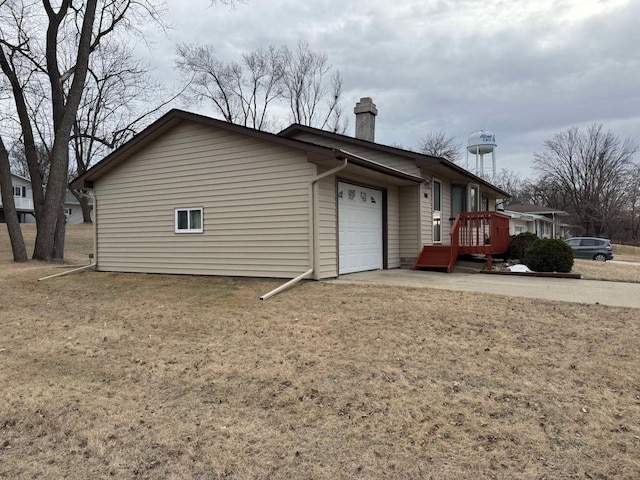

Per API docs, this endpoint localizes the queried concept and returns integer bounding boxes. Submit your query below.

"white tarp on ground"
[508,264,533,273]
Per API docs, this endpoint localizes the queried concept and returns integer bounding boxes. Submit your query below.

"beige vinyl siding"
[316,174,337,279]
[95,121,315,277]
[441,179,452,244]
[420,180,432,246]
[386,185,400,268]
[399,185,420,264]
[288,131,420,176]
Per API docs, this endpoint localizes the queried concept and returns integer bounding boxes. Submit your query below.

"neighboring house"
[505,204,572,239]
[70,99,510,280]
[503,210,554,237]
[0,173,36,224]
[1,174,92,225]
[64,191,93,224]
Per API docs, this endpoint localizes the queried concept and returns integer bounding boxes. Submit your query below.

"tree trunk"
[80,196,92,223]
[32,0,98,261]
[0,139,28,262]
[53,205,66,259]
[72,190,93,223]
[33,142,69,260]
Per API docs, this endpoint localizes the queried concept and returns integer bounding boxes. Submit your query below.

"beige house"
[70,99,509,281]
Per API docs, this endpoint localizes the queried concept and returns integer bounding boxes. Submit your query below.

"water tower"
[466,130,497,179]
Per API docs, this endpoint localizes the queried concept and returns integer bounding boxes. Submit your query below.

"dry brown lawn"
[572,244,640,283]
[1,225,639,479]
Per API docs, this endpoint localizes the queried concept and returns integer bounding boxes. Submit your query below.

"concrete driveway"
[328,269,640,309]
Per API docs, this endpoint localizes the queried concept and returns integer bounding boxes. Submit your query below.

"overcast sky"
[142,0,639,177]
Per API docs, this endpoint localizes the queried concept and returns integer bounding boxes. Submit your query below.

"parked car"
[564,237,613,261]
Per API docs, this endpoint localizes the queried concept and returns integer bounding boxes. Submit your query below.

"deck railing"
[414,211,511,272]
[0,197,34,211]
[451,211,511,269]
[454,211,510,253]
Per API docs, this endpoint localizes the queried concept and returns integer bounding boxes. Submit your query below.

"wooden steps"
[412,245,455,272]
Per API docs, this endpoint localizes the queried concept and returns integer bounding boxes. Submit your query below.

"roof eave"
[333,149,424,184]
[281,124,510,198]
[69,110,344,190]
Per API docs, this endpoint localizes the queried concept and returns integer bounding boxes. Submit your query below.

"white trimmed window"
[13,186,26,197]
[175,207,203,233]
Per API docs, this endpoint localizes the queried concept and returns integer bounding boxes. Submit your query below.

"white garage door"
[338,182,383,274]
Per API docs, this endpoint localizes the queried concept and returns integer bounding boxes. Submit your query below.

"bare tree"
[176,43,284,130]
[70,40,175,222]
[0,0,165,261]
[175,40,345,132]
[282,40,343,131]
[416,130,462,163]
[8,142,50,183]
[492,168,524,205]
[620,163,640,242]
[533,124,637,237]
[0,135,27,261]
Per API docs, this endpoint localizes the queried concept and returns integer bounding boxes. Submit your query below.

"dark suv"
[565,237,614,261]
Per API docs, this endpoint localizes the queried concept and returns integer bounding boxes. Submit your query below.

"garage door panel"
[338,182,383,274]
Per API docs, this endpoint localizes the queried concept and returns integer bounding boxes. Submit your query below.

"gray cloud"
[146,0,639,176]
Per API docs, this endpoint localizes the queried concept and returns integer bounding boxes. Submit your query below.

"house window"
[13,186,26,197]
[433,180,442,243]
[451,184,467,218]
[175,207,203,233]
[433,180,441,212]
[64,208,72,220]
[482,195,489,211]
[470,185,479,212]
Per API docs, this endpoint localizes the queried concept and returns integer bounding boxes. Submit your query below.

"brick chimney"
[354,97,377,142]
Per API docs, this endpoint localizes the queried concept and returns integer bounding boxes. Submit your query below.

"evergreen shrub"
[523,238,574,273]
[508,232,539,261]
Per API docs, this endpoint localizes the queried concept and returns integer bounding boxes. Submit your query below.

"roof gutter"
[260,157,349,300]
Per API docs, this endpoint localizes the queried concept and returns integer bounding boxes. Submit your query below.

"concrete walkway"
[328,269,640,309]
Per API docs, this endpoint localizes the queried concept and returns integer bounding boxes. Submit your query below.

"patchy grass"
[613,244,640,263]
[1,224,639,479]
[571,243,640,283]
[573,259,640,283]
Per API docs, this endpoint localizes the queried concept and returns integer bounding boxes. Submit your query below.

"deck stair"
[412,245,453,271]
[413,211,511,273]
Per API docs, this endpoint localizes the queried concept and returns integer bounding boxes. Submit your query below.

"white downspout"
[260,157,348,300]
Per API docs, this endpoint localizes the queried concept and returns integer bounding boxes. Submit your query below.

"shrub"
[508,232,539,261]
[524,238,574,272]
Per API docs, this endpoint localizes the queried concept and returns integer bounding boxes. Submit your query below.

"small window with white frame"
[13,186,25,197]
[175,207,203,233]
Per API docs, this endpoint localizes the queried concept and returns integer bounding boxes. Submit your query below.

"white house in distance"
[0,173,35,224]
[1,173,90,224]
[70,99,511,281]
[503,204,572,239]
[64,191,93,224]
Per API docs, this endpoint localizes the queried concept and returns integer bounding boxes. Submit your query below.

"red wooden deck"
[413,211,511,272]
